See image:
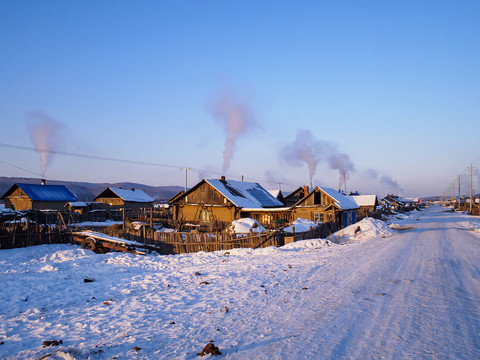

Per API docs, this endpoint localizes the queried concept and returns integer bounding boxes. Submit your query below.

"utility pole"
[182,167,190,193]
[470,164,473,213]
[452,182,455,204]
[458,176,461,205]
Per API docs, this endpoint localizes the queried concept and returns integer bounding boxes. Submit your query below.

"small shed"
[1,183,78,210]
[65,201,89,214]
[94,187,154,210]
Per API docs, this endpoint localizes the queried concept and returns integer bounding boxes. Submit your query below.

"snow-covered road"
[1,206,480,359]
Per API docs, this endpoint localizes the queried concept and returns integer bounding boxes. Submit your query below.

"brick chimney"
[303,185,309,196]
[41,179,46,186]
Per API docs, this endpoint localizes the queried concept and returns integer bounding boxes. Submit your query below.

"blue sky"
[1,1,479,197]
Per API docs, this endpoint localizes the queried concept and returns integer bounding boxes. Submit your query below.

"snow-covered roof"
[349,195,377,207]
[268,190,281,198]
[66,202,88,207]
[320,187,359,210]
[206,179,284,209]
[1,183,78,202]
[108,188,154,203]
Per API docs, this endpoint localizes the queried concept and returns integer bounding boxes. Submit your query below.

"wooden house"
[168,177,287,228]
[94,187,154,210]
[291,187,359,229]
[1,183,78,210]
[283,186,309,207]
[349,195,379,219]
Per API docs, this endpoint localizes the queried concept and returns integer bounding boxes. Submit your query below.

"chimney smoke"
[207,88,256,174]
[27,111,65,177]
[281,130,355,186]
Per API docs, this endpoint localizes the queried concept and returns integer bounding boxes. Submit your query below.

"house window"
[313,213,324,222]
[314,192,321,205]
[261,214,272,224]
[200,210,210,221]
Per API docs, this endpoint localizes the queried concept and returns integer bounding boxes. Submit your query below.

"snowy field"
[1,205,480,359]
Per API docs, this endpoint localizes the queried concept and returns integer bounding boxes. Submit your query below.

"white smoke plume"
[362,168,404,194]
[281,130,355,186]
[27,111,65,176]
[207,88,256,174]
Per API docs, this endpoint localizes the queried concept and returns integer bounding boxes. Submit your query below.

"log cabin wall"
[4,188,33,210]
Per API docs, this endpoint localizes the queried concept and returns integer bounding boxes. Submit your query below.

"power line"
[0,142,183,169]
[0,142,299,189]
[0,159,56,180]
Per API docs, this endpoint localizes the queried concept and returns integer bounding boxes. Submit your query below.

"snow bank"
[328,218,394,244]
[226,218,266,234]
[283,218,321,233]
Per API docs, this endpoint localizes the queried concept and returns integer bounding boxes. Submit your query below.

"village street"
[266,207,480,359]
[1,206,480,359]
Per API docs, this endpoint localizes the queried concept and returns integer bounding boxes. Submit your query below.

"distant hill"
[0,177,183,203]
[422,195,441,202]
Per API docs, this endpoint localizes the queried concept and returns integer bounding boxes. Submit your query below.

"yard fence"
[102,222,335,255]
[0,213,65,249]
[0,209,335,254]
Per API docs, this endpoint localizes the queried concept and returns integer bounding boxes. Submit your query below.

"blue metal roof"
[12,183,78,202]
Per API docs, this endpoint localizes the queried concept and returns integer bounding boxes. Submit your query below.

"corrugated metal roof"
[206,179,284,209]
[320,187,359,210]
[13,183,78,202]
[109,188,154,203]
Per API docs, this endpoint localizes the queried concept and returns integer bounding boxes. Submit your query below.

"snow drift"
[328,217,394,244]
[283,218,321,233]
[226,218,266,234]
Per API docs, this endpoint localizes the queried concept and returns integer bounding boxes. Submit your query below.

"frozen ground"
[1,205,480,359]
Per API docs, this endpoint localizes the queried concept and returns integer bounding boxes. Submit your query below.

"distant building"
[94,187,154,210]
[1,183,78,210]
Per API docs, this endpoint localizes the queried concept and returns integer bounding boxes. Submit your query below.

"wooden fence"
[102,226,284,255]
[0,220,65,250]
[0,209,334,254]
[283,222,334,244]
[456,202,480,215]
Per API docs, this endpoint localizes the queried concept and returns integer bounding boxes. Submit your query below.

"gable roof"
[206,179,284,209]
[318,187,359,210]
[349,195,378,207]
[1,183,78,202]
[94,187,154,203]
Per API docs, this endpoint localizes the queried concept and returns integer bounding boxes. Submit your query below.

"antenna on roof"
[182,168,190,193]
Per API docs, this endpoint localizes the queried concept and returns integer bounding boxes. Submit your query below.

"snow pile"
[226,218,266,234]
[284,218,320,233]
[328,217,394,244]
